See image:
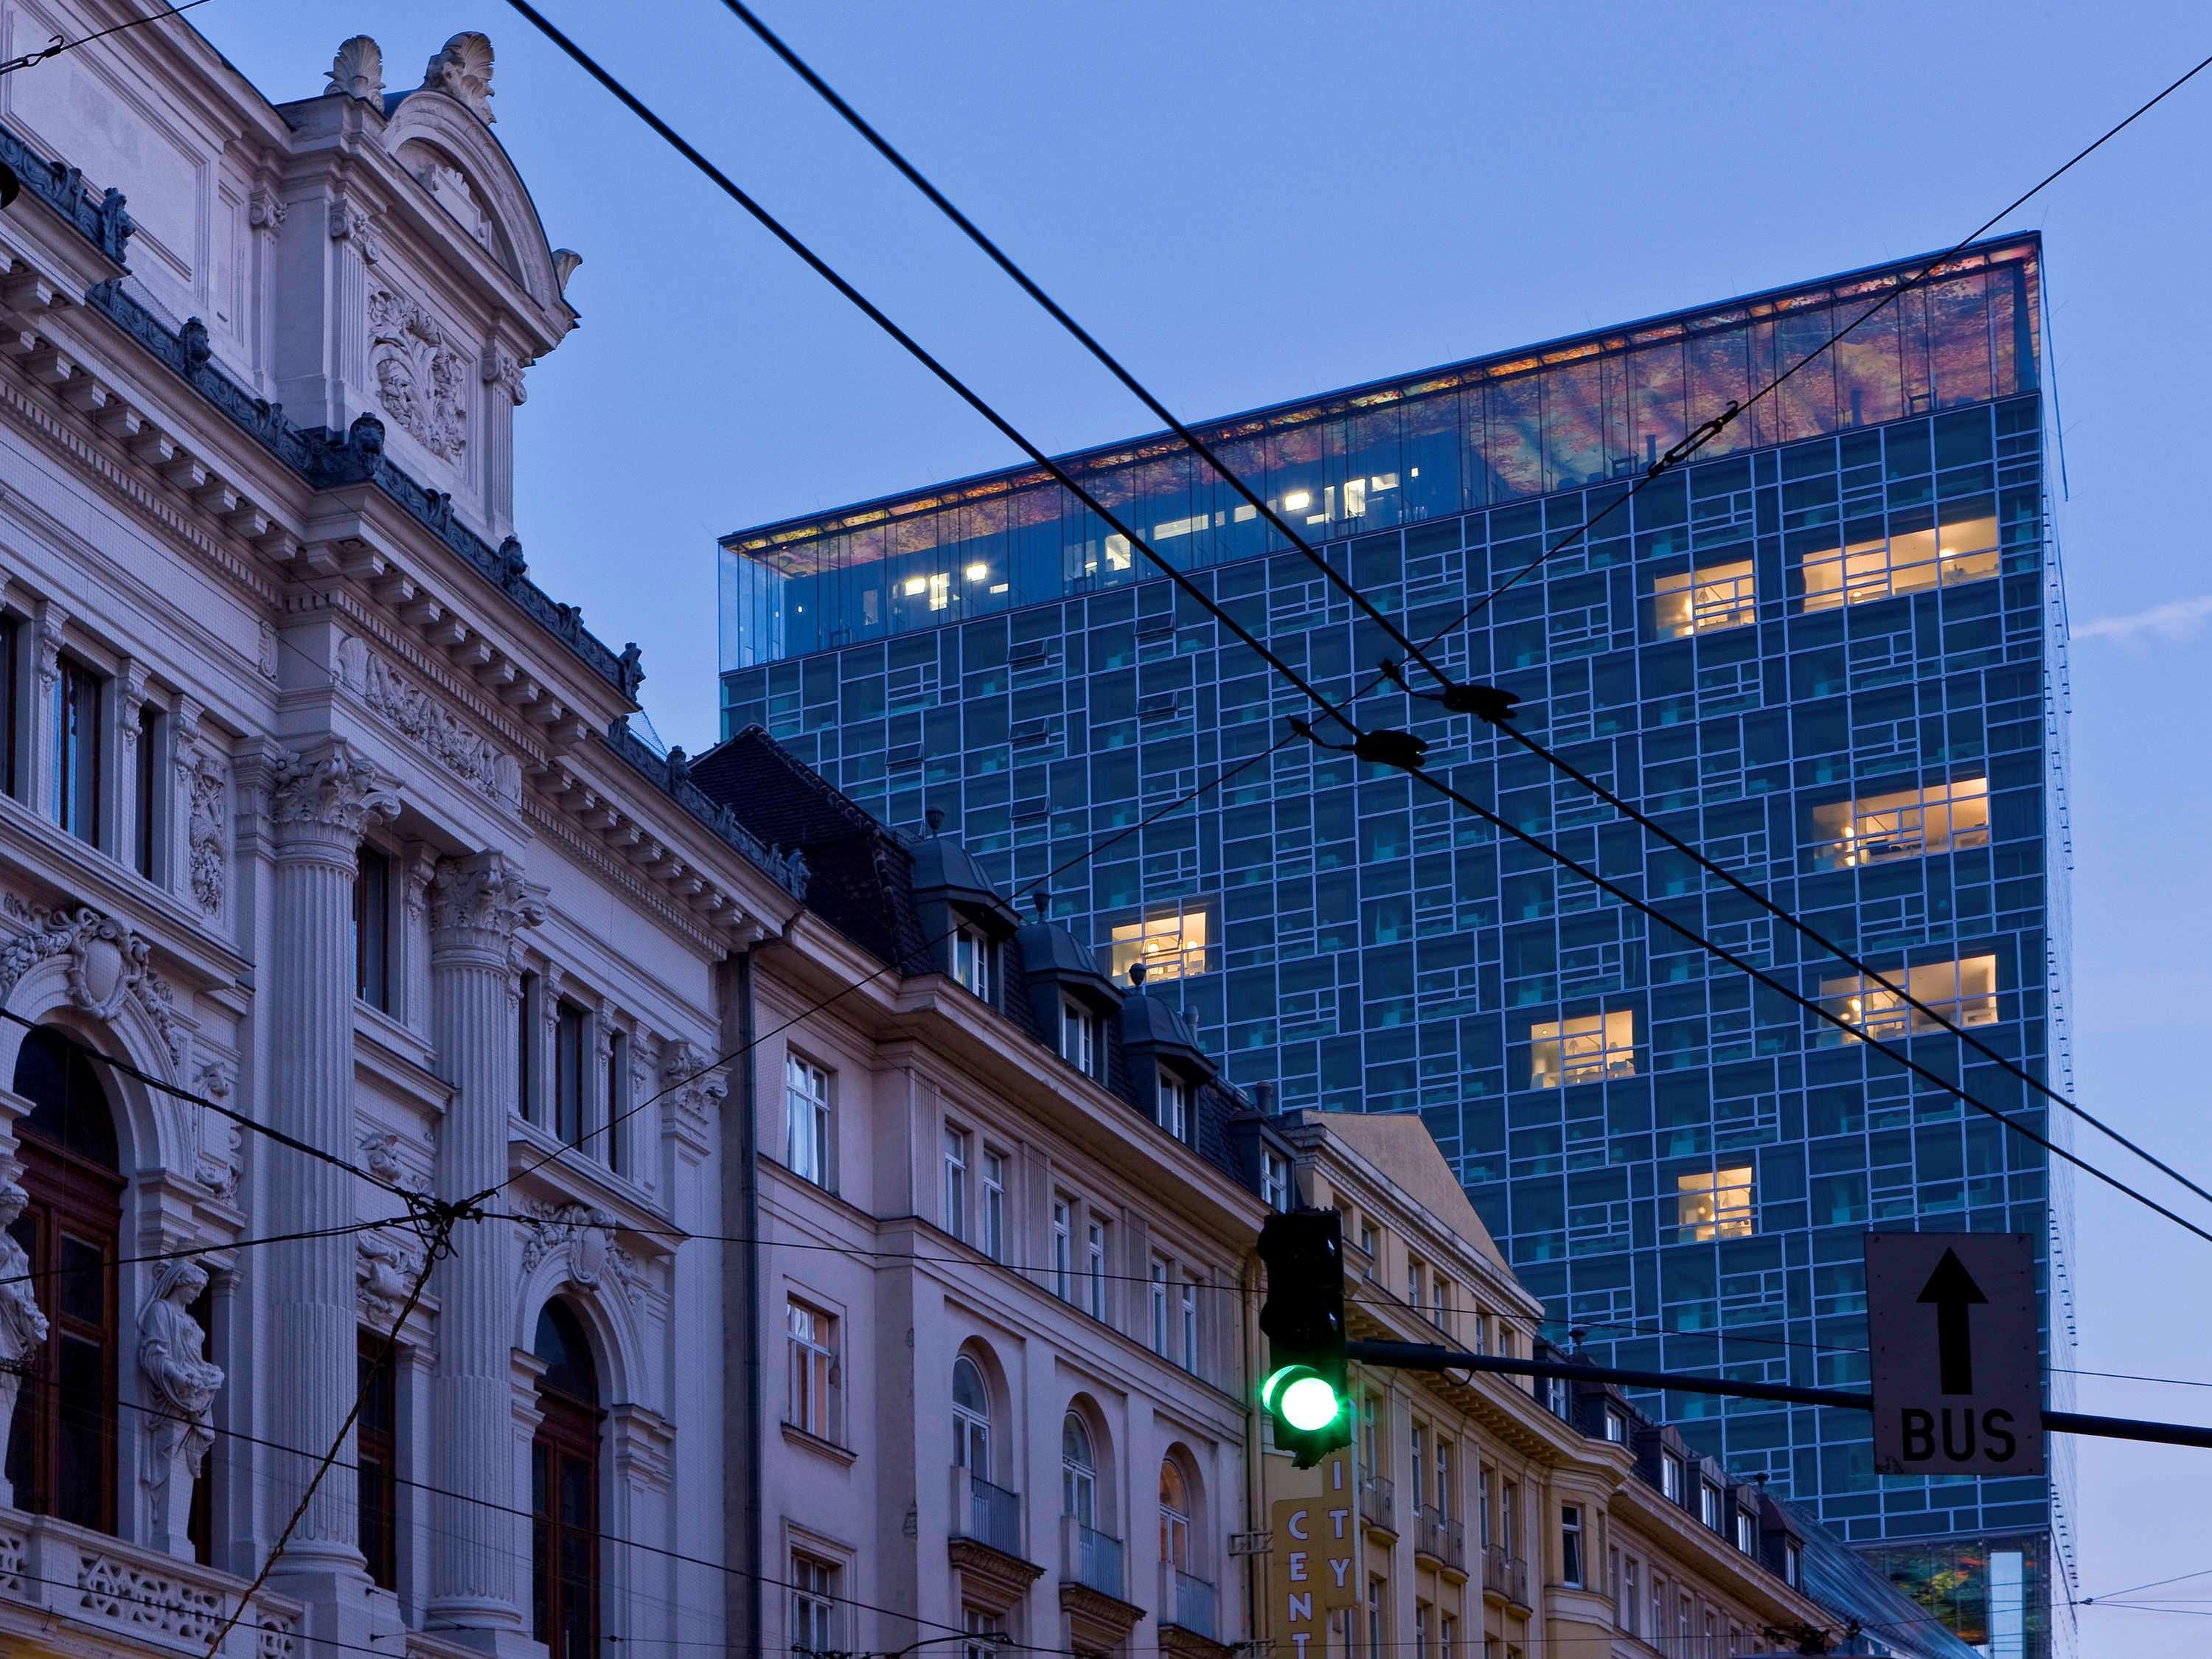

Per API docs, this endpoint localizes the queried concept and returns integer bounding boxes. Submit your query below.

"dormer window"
[1734,1510,1755,1554]
[1783,1540,1801,1587]
[1158,1070,1189,1142]
[1604,1410,1628,1444]
[1699,1482,1722,1530]
[1060,998,1098,1079]
[1660,1455,1683,1502]
[951,925,992,1002]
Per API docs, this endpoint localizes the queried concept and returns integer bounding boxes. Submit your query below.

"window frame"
[790,1551,839,1658]
[950,925,992,1002]
[358,1330,400,1590]
[53,653,103,846]
[1259,1149,1292,1212]
[1158,1069,1189,1142]
[1560,1503,1585,1588]
[942,1125,970,1242]
[1529,1008,1635,1088]
[531,1315,603,1659]
[785,1297,841,1444]
[554,1000,589,1150]
[980,1147,1008,1262]
[354,844,394,1013]
[1050,1197,1073,1299]
[785,1054,833,1188]
[133,698,164,881]
[1085,1218,1109,1321]
[1060,997,1096,1079]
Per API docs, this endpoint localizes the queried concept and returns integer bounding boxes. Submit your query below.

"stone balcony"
[0,1508,303,1658]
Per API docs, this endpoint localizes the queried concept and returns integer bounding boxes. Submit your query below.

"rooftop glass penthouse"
[717,236,2072,1658]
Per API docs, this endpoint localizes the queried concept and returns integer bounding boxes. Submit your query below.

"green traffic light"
[1281,1374,1342,1432]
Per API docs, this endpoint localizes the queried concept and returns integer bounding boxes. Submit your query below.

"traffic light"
[1257,1207,1350,1467]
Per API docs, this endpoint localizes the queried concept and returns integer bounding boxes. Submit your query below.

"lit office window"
[1530,1010,1634,1088]
[1810,776,1990,869]
[1819,956,1999,1041]
[1652,560,1756,639]
[1677,1168,1754,1242]
[1801,512,2000,610]
[1109,902,1211,984]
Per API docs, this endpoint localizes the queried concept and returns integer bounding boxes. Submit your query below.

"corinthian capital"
[428,850,546,956]
[268,740,400,853]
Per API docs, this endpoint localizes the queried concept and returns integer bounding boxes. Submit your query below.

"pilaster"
[27,597,65,821]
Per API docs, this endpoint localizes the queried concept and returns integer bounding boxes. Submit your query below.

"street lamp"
[796,1630,1014,1659]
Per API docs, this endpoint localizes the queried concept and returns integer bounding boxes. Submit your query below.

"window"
[6,1026,122,1534]
[1801,510,1999,610]
[1561,1504,1585,1587]
[1366,1576,1383,1659]
[1439,1613,1456,1659]
[354,846,392,1012]
[1179,1276,1199,1372]
[1149,1259,1169,1355]
[1500,1480,1517,1558]
[950,926,992,1001]
[1700,1482,1721,1530]
[1358,1220,1378,1259]
[791,1554,838,1657]
[1406,1255,1424,1308]
[1410,1422,1427,1512]
[0,616,17,798]
[1652,559,1756,639]
[961,1607,1005,1659]
[53,655,102,844]
[1109,901,1210,984]
[1158,1070,1189,1141]
[785,1056,832,1186]
[786,1300,839,1441]
[952,1354,991,1477]
[605,1030,626,1178]
[943,1127,970,1240]
[1676,1168,1755,1242]
[1650,1576,1666,1649]
[517,971,539,1121]
[531,1301,602,1659]
[1360,1392,1380,1477]
[1605,1409,1628,1444]
[1477,1466,1491,1548]
[1624,1557,1641,1636]
[1820,955,2000,1041]
[1051,1198,1073,1298]
[1431,1273,1451,1331]
[1085,1220,1108,1321]
[1060,998,1097,1077]
[1735,1509,1756,1554]
[1061,1412,1096,1526]
[358,1332,398,1590]
[1530,1009,1633,1087]
[1435,1439,1453,1520]
[981,1150,1007,1261]
[1810,776,1989,869]
[1158,1457,1192,1571]
[1260,1149,1292,1211]
[554,1002,588,1149]
[1414,1601,1431,1659]
[1783,1539,1802,1588]
[1661,1455,1684,1502]
[133,701,161,880]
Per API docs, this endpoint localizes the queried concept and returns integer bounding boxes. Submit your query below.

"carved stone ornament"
[520,1201,642,1305]
[0,1174,48,1508]
[247,187,286,234]
[552,248,582,295]
[368,286,467,461]
[429,852,546,954]
[182,748,227,917]
[659,1040,728,1140]
[338,637,521,805]
[256,621,280,681]
[268,741,400,849]
[191,1062,242,1200]
[139,1260,223,1560]
[358,1225,421,1326]
[421,32,495,125]
[480,345,527,407]
[0,898,193,1067]
[330,197,383,265]
[325,34,385,102]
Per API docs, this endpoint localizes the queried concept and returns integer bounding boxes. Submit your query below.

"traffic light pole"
[1345,1339,2212,1452]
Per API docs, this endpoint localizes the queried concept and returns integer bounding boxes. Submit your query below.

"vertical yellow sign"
[1266,1447,1357,1658]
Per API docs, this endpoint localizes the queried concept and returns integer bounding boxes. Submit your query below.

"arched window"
[532,1301,602,1659]
[952,1354,991,1478]
[1159,1456,1192,1573]
[1061,1411,1096,1526]
[5,1026,122,1533]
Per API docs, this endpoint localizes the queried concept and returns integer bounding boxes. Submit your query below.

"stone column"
[263,740,397,1584]
[426,852,543,1646]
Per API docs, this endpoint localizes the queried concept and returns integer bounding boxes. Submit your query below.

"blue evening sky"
[197,2,2212,1641]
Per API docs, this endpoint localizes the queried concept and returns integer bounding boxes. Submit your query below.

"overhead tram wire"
[694,9,2212,1204]
[498,1,2212,1256]
[0,0,212,77]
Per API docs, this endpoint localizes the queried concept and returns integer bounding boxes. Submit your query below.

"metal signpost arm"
[1344,1340,2212,1452]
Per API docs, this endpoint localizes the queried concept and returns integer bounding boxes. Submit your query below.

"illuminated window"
[1652,560,1756,639]
[1801,512,1999,610]
[1818,956,2000,1042]
[1109,902,1211,984]
[1810,776,1989,869]
[900,573,953,610]
[1529,1010,1634,1088]
[1677,1168,1753,1242]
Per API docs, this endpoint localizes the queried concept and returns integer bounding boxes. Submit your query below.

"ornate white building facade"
[0,10,807,1659]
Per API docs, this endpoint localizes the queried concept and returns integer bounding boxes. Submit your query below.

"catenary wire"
[707,0,2212,1208]
[0,0,212,77]
[2081,1565,2212,1603]
[495,0,2212,1259]
[709,0,1456,691]
[0,1213,422,1293]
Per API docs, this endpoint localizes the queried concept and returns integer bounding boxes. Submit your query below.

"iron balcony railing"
[1161,1566,1217,1638]
[1061,1517,1125,1601]
[950,1467,1023,1559]
[1357,1472,1396,1533]
[1414,1506,1465,1570]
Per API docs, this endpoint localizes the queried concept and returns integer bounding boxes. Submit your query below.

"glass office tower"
[718,236,2073,1657]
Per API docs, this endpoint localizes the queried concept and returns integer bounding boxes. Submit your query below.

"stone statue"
[0,1178,48,1508]
[139,1259,223,1559]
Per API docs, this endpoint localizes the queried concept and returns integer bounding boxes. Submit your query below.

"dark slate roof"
[693,724,1259,1193]
[911,817,1016,923]
[1121,984,1208,1061]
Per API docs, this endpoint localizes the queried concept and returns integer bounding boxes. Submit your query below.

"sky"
[196,1,2212,1646]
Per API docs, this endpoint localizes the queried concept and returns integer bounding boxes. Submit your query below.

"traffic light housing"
[1257,1207,1350,1467]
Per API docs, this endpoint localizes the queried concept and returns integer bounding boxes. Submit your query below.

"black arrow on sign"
[1916,1248,1988,1395]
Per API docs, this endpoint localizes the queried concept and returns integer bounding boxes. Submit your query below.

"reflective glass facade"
[717,238,2072,1656]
